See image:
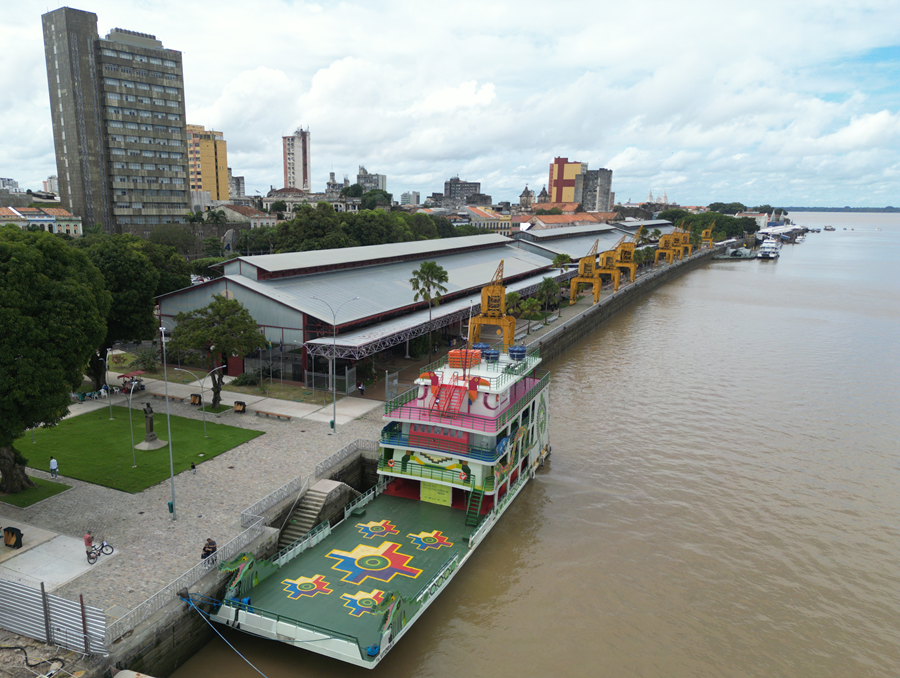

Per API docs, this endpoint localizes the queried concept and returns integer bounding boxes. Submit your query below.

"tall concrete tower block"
[283,127,310,191]
[42,8,190,235]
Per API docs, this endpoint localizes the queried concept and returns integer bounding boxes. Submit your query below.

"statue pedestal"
[135,433,167,451]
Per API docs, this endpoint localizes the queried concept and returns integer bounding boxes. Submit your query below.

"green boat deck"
[241,493,472,653]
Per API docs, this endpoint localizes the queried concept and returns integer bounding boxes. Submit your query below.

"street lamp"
[310,296,359,434]
[105,348,114,420]
[126,381,138,468]
[175,365,225,438]
[161,327,176,521]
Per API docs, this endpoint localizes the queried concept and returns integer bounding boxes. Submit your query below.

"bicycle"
[87,538,114,565]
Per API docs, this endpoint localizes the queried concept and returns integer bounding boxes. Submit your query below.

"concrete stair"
[278,487,330,550]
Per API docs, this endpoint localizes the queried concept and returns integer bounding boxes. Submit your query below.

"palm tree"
[185,211,205,224]
[537,277,560,314]
[551,253,571,274]
[409,261,449,321]
[520,297,541,334]
[505,291,522,317]
[205,209,227,224]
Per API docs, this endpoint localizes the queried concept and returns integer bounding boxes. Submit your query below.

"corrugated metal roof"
[305,270,561,348]
[223,234,511,274]
[222,243,552,326]
[518,223,618,239]
[512,231,626,261]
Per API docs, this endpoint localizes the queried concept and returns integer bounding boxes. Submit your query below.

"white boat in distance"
[758,239,781,259]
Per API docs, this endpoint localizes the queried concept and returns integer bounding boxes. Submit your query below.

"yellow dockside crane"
[467,260,516,348]
[615,225,643,283]
[701,220,715,249]
[569,239,622,305]
[673,219,693,257]
[654,231,681,265]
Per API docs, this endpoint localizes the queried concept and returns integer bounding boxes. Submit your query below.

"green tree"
[205,209,227,224]
[537,277,560,314]
[520,297,542,334]
[361,189,392,211]
[341,183,364,198]
[78,236,160,389]
[269,200,288,214]
[410,261,449,322]
[535,207,563,215]
[135,240,191,297]
[185,211,205,224]
[149,223,195,255]
[657,208,691,223]
[201,236,223,257]
[190,257,226,279]
[551,253,571,273]
[168,296,267,406]
[505,291,522,317]
[0,228,110,492]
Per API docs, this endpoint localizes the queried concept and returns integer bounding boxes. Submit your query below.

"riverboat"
[208,343,551,668]
[824,226,835,231]
[758,239,781,259]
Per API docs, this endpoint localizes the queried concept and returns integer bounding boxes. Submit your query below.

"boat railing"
[384,371,550,433]
[272,520,332,567]
[380,433,497,462]
[467,512,493,550]
[468,464,530,550]
[343,476,389,521]
[377,459,475,488]
[218,598,361,648]
[413,550,461,604]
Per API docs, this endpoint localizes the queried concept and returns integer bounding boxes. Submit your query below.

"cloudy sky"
[3,0,900,207]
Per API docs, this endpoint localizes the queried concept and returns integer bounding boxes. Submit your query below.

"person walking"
[49,457,58,479]
[191,462,196,475]
[357,380,365,397]
[84,531,93,562]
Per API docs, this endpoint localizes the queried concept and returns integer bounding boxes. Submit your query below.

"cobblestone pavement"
[1,388,385,615]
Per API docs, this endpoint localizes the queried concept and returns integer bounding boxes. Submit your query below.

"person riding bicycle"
[84,531,93,561]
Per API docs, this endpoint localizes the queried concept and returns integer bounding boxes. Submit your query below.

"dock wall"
[531,249,717,362]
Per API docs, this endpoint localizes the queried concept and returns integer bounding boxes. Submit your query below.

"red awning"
[118,370,146,379]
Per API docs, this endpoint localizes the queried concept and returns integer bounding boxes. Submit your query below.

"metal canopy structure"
[304,271,559,359]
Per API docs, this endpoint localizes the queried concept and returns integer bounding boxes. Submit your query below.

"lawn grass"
[198,403,231,414]
[21,406,263,493]
[0,477,71,508]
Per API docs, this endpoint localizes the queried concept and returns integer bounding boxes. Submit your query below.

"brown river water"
[172,212,900,678]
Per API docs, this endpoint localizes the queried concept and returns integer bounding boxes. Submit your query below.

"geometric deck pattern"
[325,541,422,585]
[356,519,399,539]
[281,574,333,599]
[407,530,453,550]
[340,588,386,616]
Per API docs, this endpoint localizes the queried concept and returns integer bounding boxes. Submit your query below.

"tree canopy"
[149,223,195,255]
[168,296,267,406]
[410,261,449,321]
[0,228,111,492]
[341,183,364,198]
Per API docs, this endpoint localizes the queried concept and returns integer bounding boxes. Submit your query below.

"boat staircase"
[278,481,359,550]
[465,487,485,527]
[430,379,467,416]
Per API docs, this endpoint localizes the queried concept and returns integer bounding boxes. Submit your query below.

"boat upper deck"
[229,492,471,661]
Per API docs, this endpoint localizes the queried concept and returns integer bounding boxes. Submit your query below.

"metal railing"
[106,515,267,643]
[380,432,496,462]
[385,371,549,434]
[217,597,361,647]
[414,551,460,603]
[343,476,389,520]
[377,459,474,488]
[315,438,380,478]
[242,474,308,528]
[272,520,331,568]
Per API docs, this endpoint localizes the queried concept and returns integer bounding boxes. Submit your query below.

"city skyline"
[3,0,899,207]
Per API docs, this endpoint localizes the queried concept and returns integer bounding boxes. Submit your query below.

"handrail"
[385,371,550,434]
[315,438,380,478]
[343,476,389,520]
[272,520,332,567]
[414,551,460,603]
[218,598,360,646]
[377,459,474,488]
[242,474,308,528]
[380,432,497,462]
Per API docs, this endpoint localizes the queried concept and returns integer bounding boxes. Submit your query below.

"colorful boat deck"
[241,492,470,655]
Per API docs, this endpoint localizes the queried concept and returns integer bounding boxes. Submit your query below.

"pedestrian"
[84,531,93,561]
[357,380,365,397]
[49,456,58,479]
[201,538,217,564]
[191,462,196,474]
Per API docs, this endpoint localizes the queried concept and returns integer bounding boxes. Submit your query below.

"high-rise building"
[0,178,21,193]
[227,168,245,198]
[575,168,613,212]
[443,176,480,202]
[43,175,60,194]
[283,127,310,191]
[186,124,229,201]
[357,166,386,193]
[400,191,420,206]
[42,8,190,235]
[548,157,588,203]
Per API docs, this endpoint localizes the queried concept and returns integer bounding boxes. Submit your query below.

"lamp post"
[105,348,114,420]
[127,380,137,468]
[161,327,176,521]
[174,365,225,438]
[310,296,359,434]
